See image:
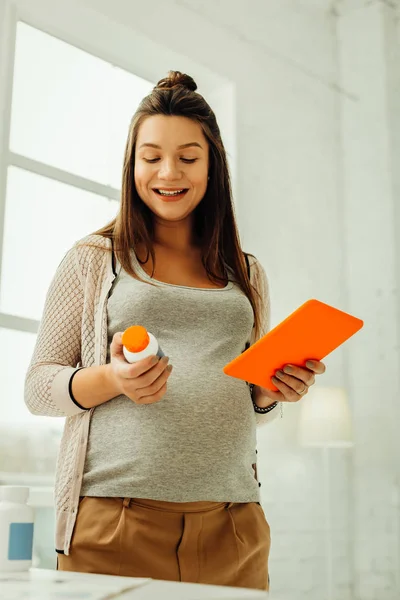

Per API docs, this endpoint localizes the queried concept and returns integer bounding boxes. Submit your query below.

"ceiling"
[177,0,336,17]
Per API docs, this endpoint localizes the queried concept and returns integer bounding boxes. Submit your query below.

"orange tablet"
[223,299,363,390]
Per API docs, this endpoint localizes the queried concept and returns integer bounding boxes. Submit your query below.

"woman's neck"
[153,217,198,252]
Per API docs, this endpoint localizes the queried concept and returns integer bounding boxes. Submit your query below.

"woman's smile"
[152,188,190,201]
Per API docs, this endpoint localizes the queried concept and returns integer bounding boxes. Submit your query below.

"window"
[0,21,154,428]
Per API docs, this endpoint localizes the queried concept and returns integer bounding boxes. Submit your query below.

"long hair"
[92,70,262,338]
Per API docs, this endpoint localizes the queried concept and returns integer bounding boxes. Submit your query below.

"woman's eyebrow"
[138,142,203,150]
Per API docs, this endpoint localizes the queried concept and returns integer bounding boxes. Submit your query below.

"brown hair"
[93,70,262,338]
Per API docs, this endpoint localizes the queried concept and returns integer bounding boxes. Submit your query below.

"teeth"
[157,189,185,196]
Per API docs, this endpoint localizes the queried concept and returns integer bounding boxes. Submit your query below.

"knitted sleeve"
[24,244,87,417]
[248,256,281,426]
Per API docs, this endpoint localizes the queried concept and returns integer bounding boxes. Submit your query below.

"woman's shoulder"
[244,252,269,289]
[244,253,257,266]
[244,253,264,274]
[74,234,112,255]
[75,233,112,249]
[72,234,112,273]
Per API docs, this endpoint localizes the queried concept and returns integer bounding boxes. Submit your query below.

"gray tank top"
[81,251,260,503]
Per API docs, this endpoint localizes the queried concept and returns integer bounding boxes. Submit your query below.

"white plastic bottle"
[0,486,34,572]
[122,325,165,363]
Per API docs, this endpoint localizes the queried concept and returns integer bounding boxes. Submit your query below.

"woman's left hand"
[255,360,326,405]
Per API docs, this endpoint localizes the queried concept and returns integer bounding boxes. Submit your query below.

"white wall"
[336,2,400,599]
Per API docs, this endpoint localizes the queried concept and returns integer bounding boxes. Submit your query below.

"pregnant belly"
[86,373,255,468]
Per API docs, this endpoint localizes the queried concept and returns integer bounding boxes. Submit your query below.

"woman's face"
[134,115,209,223]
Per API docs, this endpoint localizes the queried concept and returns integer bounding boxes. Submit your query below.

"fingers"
[137,365,173,404]
[110,332,125,358]
[271,375,305,402]
[119,354,162,380]
[139,383,168,405]
[305,360,326,375]
[281,365,315,386]
[271,359,326,402]
[135,356,171,389]
[116,355,172,405]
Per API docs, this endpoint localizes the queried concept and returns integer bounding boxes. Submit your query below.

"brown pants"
[57,497,271,591]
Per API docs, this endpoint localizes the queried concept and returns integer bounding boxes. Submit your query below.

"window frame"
[0,0,236,337]
[0,1,124,334]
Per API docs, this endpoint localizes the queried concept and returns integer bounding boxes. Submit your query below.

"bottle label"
[8,522,34,560]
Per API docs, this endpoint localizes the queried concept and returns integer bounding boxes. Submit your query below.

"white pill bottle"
[122,325,165,364]
[0,486,34,572]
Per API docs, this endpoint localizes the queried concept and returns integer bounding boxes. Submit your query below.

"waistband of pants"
[122,497,233,513]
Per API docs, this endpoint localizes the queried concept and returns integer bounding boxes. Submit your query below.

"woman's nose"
[158,159,181,180]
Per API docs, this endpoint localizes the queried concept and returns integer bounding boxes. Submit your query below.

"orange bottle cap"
[122,325,150,353]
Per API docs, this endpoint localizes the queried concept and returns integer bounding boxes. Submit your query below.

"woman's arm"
[248,256,282,425]
[24,244,93,417]
[68,364,120,410]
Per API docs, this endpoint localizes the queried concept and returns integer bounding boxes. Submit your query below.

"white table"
[0,568,270,599]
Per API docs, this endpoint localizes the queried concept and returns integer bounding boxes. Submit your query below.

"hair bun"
[156,70,197,92]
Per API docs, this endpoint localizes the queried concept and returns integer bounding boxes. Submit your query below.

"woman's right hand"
[109,332,173,405]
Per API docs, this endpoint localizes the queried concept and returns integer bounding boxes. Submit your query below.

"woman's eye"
[143,157,197,164]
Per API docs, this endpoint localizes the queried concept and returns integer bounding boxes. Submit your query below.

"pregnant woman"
[25,70,325,591]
